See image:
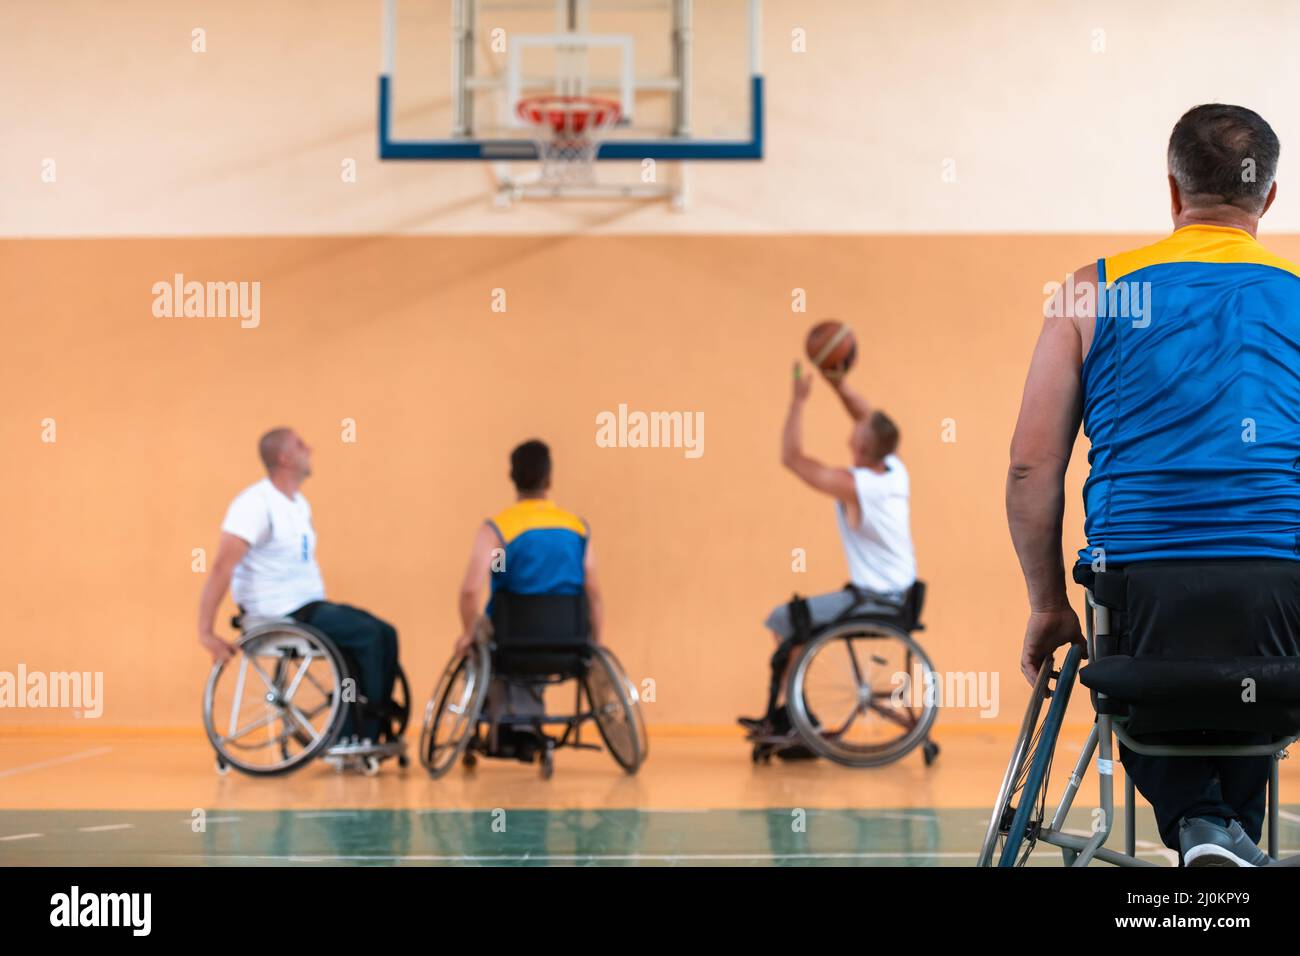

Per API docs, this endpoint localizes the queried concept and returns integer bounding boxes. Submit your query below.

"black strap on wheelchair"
[763,593,815,722]
[1071,563,1126,609]
[835,582,872,623]
[832,582,909,628]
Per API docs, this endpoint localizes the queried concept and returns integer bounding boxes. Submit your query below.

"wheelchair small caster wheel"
[463,752,477,769]
[215,756,230,776]
[922,740,940,766]
[540,744,555,780]
[397,754,409,769]
[363,756,381,776]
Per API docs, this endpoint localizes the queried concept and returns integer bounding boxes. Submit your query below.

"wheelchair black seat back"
[202,611,410,777]
[745,580,941,769]
[420,591,648,780]
[488,590,591,678]
[1073,562,1300,735]
[981,561,1300,868]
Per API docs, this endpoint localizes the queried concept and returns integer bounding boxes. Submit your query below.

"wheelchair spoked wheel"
[419,643,491,779]
[977,643,1083,867]
[388,664,411,740]
[203,622,349,777]
[584,646,647,773]
[388,664,411,769]
[786,620,938,768]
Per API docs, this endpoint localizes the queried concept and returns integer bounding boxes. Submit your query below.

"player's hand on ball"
[819,361,848,384]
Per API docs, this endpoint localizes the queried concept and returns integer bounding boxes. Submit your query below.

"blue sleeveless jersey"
[1080,224,1300,564]
[486,499,587,602]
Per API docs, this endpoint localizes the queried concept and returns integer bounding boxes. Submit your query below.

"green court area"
[6,806,1280,866]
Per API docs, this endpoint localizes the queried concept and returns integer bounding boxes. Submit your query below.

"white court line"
[77,824,134,833]
[1277,809,1300,824]
[414,809,912,817]
[0,746,112,780]
[184,851,981,863]
[190,846,1215,864]
[0,833,44,842]
[179,816,242,824]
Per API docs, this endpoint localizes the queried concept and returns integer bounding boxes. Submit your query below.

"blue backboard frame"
[377,0,764,162]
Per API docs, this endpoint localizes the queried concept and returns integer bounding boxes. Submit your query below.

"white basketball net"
[517,96,622,187]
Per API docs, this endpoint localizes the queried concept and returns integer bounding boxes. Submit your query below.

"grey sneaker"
[1179,817,1272,867]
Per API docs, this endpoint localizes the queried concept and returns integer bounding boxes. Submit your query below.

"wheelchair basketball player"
[739,338,918,754]
[196,427,403,745]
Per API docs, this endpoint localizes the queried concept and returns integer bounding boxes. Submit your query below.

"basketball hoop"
[516,94,622,188]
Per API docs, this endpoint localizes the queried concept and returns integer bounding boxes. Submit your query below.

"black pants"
[1109,560,1300,851]
[293,601,399,742]
[1120,732,1270,850]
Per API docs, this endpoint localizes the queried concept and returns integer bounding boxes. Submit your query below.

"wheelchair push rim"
[419,642,490,778]
[978,643,1083,867]
[584,646,647,773]
[203,622,349,777]
[786,620,939,767]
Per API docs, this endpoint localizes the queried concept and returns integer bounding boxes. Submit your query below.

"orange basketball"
[805,320,857,379]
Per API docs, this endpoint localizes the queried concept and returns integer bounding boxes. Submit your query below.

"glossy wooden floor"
[4,729,1298,865]
[0,727,1099,812]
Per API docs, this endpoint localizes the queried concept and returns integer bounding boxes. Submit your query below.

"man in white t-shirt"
[196,427,400,742]
[739,362,918,736]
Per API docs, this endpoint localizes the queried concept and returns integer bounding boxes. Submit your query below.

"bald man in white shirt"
[196,428,400,743]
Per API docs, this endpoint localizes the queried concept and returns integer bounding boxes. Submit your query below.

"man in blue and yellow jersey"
[455,439,603,761]
[1008,104,1300,866]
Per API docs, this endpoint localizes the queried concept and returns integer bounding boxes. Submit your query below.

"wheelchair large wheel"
[977,643,1083,867]
[203,622,349,777]
[584,646,647,773]
[786,619,938,767]
[387,664,411,740]
[419,643,490,779]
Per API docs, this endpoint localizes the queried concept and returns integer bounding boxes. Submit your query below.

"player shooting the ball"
[739,323,918,753]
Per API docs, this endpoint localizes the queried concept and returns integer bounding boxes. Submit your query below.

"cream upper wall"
[5,0,1300,236]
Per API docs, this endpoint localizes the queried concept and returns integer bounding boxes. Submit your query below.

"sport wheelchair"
[980,565,1300,867]
[745,582,941,768]
[419,592,647,779]
[203,612,410,777]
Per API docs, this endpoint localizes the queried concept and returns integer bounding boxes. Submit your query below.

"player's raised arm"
[781,362,856,504]
[828,376,871,423]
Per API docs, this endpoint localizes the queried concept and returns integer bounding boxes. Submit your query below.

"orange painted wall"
[6,233,1300,729]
